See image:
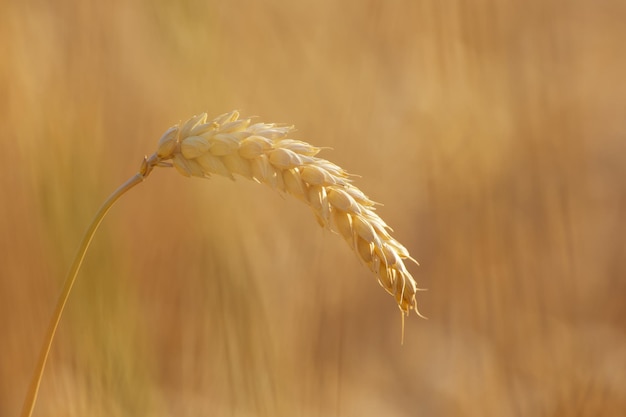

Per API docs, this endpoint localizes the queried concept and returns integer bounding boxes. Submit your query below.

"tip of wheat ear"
[147,110,424,317]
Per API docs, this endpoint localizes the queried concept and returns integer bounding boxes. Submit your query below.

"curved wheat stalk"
[22,110,423,417]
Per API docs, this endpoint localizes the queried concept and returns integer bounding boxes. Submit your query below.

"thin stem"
[21,170,148,417]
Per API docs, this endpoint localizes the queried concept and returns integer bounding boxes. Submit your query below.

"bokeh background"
[2,0,625,416]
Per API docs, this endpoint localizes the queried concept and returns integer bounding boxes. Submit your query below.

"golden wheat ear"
[153,111,424,316]
[22,111,423,417]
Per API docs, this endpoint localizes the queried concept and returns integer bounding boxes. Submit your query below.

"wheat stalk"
[22,110,422,417]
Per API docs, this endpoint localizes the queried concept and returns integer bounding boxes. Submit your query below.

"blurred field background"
[1,0,625,416]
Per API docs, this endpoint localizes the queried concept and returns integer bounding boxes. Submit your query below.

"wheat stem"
[21,167,150,417]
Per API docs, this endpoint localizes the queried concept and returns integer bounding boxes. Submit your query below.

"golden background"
[1,0,625,415]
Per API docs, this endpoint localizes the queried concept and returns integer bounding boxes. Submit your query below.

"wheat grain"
[146,111,423,316]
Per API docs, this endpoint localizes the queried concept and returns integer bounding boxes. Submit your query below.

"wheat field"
[1,0,626,416]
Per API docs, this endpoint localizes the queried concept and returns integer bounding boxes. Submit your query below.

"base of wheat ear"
[142,110,424,317]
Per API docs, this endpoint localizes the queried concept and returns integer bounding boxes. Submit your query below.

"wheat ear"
[153,111,423,316]
[22,111,422,417]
